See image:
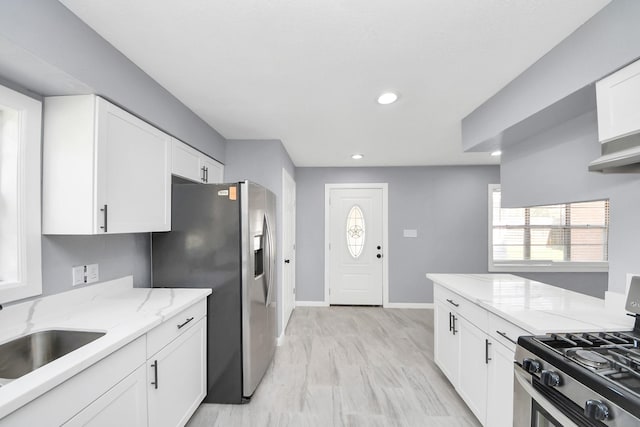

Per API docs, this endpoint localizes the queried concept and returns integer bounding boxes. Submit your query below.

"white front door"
[282,169,296,330]
[327,186,385,305]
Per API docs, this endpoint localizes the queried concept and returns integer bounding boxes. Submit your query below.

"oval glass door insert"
[346,205,365,258]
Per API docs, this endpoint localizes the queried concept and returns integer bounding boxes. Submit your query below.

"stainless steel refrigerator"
[151,180,277,403]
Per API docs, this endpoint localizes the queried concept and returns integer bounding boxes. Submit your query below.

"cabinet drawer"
[147,299,206,357]
[488,312,531,352]
[434,284,487,331]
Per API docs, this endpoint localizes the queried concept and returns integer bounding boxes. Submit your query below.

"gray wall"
[295,166,500,304]
[0,0,228,304]
[501,111,640,295]
[462,0,640,152]
[42,235,151,295]
[0,0,226,160]
[224,139,296,336]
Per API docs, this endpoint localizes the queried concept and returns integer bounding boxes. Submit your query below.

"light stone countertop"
[0,276,210,419]
[426,273,634,335]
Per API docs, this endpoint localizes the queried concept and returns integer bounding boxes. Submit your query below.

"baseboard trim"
[295,300,330,307]
[384,302,434,309]
[276,331,286,346]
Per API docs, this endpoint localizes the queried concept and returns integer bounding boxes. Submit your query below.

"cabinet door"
[172,139,202,183]
[95,98,171,233]
[64,364,147,427]
[201,156,224,184]
[596,58,640,142]
[457,316,488,424]
[486,340,515,427]
[434,301,459,385]
[148,317,207,427]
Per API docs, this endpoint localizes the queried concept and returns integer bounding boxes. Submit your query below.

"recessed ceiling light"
[491,150,502,157]
[377,92,398,105]
[351,154,364,160]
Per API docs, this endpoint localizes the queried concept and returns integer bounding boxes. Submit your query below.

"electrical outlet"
[72,265,86,286]
[72,264,99,286]
[86,264,99,284]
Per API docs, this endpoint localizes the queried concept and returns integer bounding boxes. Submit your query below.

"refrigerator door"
[242,182,277,397]
[152,182,244,403]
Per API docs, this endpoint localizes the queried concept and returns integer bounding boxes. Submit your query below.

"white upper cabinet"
[171,138,224,184]
[596,58,640,143]
[200,155,224,184]
[43,95,171,234]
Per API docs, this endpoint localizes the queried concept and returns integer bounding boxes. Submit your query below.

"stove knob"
[540,370,561,387]
[523,358,542,374]
[584,399,610,421]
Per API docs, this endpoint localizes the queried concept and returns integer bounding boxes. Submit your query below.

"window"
[0,85,42,303]
[488,185,608,272]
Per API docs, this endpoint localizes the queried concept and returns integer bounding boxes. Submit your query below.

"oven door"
[514,363,579,427]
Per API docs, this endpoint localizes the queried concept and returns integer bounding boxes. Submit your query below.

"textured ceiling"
[60,0,610,166]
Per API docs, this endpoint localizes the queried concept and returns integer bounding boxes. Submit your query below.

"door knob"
[376,254,382,259]
[284,259,290,264]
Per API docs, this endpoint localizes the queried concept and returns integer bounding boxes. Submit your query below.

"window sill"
[489,262,608,273]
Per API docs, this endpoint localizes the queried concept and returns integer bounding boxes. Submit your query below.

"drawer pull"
[446,298,459,307]
[497,330,517,345]
[151,360,158,389]
[177,317,195,329]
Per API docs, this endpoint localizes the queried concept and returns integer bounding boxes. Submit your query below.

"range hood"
[589,133,640,172]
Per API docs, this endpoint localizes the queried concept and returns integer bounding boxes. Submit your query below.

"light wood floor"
[187,307,481,427]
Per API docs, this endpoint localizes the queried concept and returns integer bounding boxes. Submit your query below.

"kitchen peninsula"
[427,273,633,427]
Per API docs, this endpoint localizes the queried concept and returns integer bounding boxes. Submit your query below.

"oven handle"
[514,365,579,427]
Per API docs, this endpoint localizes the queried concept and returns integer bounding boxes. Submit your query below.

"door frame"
[324,183,389,307]
[281,168,296,338]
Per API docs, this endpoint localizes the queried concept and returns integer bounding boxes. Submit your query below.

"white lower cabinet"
[457,317,488,423]
[486,339,516,427]
[434,300,459,385]
[433,283,529,427]
[64,364,147,427]
[148,317,207,427]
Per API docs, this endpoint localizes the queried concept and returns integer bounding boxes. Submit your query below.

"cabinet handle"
[448,312,453,332]
[151,360,158,389]
[177,316,194,329]
[497,330,517,345]
[446,298,459,307]
[204,166,209,183]
[485,339,492,364]
[201,166,206,182]
[99,204,108,232]
[452,315,458,335]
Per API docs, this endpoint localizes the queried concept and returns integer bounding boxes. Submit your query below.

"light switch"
[86,264,99,283]
[72,266,85,286]
[403,229,418,238]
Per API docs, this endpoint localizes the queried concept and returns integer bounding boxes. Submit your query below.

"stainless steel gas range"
[514,277,640,426]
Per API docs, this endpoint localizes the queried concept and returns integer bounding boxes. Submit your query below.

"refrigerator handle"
[264,213,274,307]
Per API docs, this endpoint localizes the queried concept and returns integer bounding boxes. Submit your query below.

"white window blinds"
[489,185,609,272]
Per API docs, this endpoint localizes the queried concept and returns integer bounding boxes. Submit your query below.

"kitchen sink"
[0,330,105,382]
